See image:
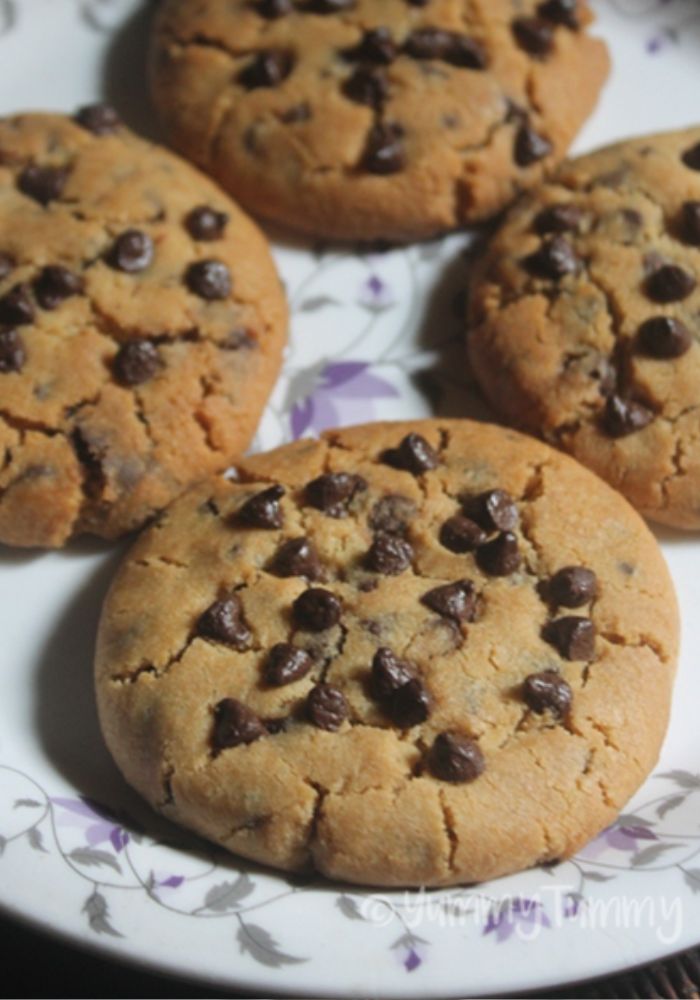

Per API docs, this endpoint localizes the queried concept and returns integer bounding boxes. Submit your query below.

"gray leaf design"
[0,1,16,35]
[69,847,122,874]
[683,869,700,894]
[0,834,6,856]
[657,770,700,791]
[631,843,678,868]
[336,894,365,920]
[79,0,126,32]
[582,870,615,882]
[616,812,654,828]
[203,875,255,912]
[297,295,340,313]
[236,922,306,967]
[82,890,123,938]
[14,799,41,809]
[26,827,48,853]
[656,794,686,819]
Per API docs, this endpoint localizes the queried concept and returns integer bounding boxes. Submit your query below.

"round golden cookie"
[469,128,700,530]
[0,109,287,548]
[96,420,678,888]
[149,0,609,242]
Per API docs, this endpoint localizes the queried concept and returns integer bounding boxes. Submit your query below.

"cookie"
[149,0,609,242]
[95,419,678,888]
[468,128,700,530]
[0,109,287,548]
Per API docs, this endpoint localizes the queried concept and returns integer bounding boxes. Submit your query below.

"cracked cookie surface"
[469,127,700,530]
[0,110,287,549]
[149,0,609,242]
[95,419,678,887]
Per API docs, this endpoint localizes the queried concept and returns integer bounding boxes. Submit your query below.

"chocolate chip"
[363,122,405,175]
[305,472,367,518]
[74,103,121,135]
[345,28,397,64]
[18,164,68,205]
[279,103,312,123]
[0,253,15,281]
[429,732,485,783]
[186,206,229,241]
[306,0,354,10]
[264,643,313,686]
[33,266,84,310]
[439,515,487,553]
[292,588,342,631]
[534,204,583,235]
[445,36,488,69]
[602,394,654,437]
[383,432,438,474]
[212,698,264,750]
[0,284,34,325]
[365,533,413,575]
[186,259,232,300]
[113,339,160,387]
[238,50,293,89]
[645,264,696,304]
[421,580,477,622]
[255,0,292,16]
[523,670,572,716]
[514,123,552,167]
[108,230,154,273]
[0,329,25,373]
[225,328,256,350]
[238,485,285,529]
[637,316,692,359]
[369,494,416,535]
[682,142,700,171]
[306,683,348,730]
[371,647,415,700]
[269,537,322,579]
[549,566,598,608]
[197,595,252,649]
[476,532,521,576]
[681,201,700,246]
[403,28,485,67]
[388,677,430,728]
[537,0,580,28]
[543,616,595,660]
[463,489,518,533]
[512,17,554,57]
[525,236,580,279]
[342,67,388,109]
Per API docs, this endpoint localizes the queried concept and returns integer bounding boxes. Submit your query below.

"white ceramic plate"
[1,2,700,996]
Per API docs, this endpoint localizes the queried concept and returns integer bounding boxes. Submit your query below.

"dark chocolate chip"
[439,514,487,553]
[429,731,485,783]
[186,206,229,241]
[0,253,15,281]
[74,103,121,135]
[212,698,264,750]
[363,122,405,175]
[681,201,700,246]
[534,204,583,235]
[292,587,342,631]
[445,36,488,69]
[645,264,696,304]
[682,142,700,171]
[264,717,287,734]
[238,50,293,89]
[342,67,388,109]
[264,643,313,686]
[537,0,580,28]
[33,266,84,310]
[524,236,580,279]
[514,123,553,167]
[197,595,252,650]
[306,0,354,10]
[345,28,397,64]
[0,284,34,325]
[225,328,256,350]
[269,537,322,579]
[388,677,430,728]
[476,531,521,576]
[602,394,654,437]
[279,102,311,123]
[383,432,439,474]
[365,533,413,575]
[637,316,692,359]
[306,683,348,730]
[542,616,595,660]
[238,485,286,529]
[369,494,416,535]
[255,0,293,16]
[108,230,154,273]
[305,472,367,518]
[404,28,485,67]
[371,647,415,700]
[186,259,232,300]
[549,566,598,608]
[113,339,160,387]
[18,164,68,205]
[512,17,554,57]
[463,488,519,532]
[421,580,477,622]
[523,670,573,716]
[0,329,25,373]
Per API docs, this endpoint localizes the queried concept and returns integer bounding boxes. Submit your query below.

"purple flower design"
[391,933,428,973]
[578,818,658,860]
[646,27,677,54]
[484,898,552,943]
[563,893,584,919]
[52,796,130,853]
[290,361,399,439]
[357,274,396,313]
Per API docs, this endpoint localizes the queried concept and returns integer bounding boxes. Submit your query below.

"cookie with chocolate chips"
[0,110,286,548]
[468,127,700,530]
[96,419,678,888]
[149,0,608,241]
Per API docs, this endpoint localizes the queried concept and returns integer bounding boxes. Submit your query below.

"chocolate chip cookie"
[0,110,287,548]
[150,0,609,242]
[96,420,678,887]
[468,127,700,530]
